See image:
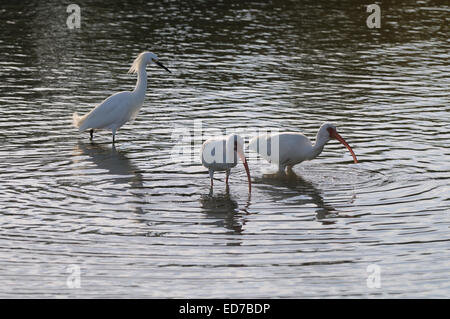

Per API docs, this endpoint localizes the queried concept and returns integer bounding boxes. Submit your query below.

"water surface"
[0,0,449,298]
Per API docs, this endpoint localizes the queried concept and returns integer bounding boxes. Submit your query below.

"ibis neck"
[225,142,237,165]
[309,136,328,160]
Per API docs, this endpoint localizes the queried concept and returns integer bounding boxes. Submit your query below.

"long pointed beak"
[237,150,252,193]
[330,130,358,163]
[154,60,171,73]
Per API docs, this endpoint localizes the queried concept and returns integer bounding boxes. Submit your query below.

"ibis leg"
[89,129,94,140]
[286,165,294,175]
[209,169,214,190]
[277,164,287,176]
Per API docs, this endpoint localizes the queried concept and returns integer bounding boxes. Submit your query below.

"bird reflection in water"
[73,142,143,186]
[255,168,337,223]
[199,189,251,234]
[72,142,146,214]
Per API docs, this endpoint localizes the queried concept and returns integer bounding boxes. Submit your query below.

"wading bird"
[201,134,252,193]
[249,123,358,174]
[72,52,171,143]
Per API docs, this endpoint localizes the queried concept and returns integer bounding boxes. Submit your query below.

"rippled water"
[0,0,449,298]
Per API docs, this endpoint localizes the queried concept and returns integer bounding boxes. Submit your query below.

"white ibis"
[201,134,252,193]
[249,123,358,173]
[72,51,171,143]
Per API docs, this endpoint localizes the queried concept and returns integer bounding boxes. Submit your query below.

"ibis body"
[249,123,358,173]
[201,134,251,193]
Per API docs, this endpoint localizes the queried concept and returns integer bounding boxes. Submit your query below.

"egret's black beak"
[154,59,171,73]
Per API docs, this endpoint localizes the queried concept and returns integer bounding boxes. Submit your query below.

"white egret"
[201,134,252,193]
[249,123,358,174]
[72,51,171,143]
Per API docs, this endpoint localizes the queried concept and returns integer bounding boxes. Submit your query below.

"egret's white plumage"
[249,123,358,173]
[201,134,252,193]
[72,51,171,143]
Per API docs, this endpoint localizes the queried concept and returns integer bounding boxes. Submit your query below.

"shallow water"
[0,0,449,298]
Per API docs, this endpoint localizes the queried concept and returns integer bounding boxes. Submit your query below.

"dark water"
[0,0,449,298]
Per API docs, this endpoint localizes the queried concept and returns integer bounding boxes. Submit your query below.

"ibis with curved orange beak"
[249,123,358,173]
[201,134,251,193]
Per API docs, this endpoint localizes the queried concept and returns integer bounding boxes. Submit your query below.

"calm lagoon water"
[0,0,449,298]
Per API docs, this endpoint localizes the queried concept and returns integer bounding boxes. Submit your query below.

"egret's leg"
[225,169,231,186]
[112,129,116,144]
[89,129,94,140]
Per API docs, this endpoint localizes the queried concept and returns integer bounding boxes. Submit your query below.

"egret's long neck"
[133,64,147,96]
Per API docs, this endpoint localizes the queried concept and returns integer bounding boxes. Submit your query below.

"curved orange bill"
[330,130,358,164]
[237,150,252,193]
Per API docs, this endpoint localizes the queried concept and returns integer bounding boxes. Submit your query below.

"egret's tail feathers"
[72,112,87,130]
